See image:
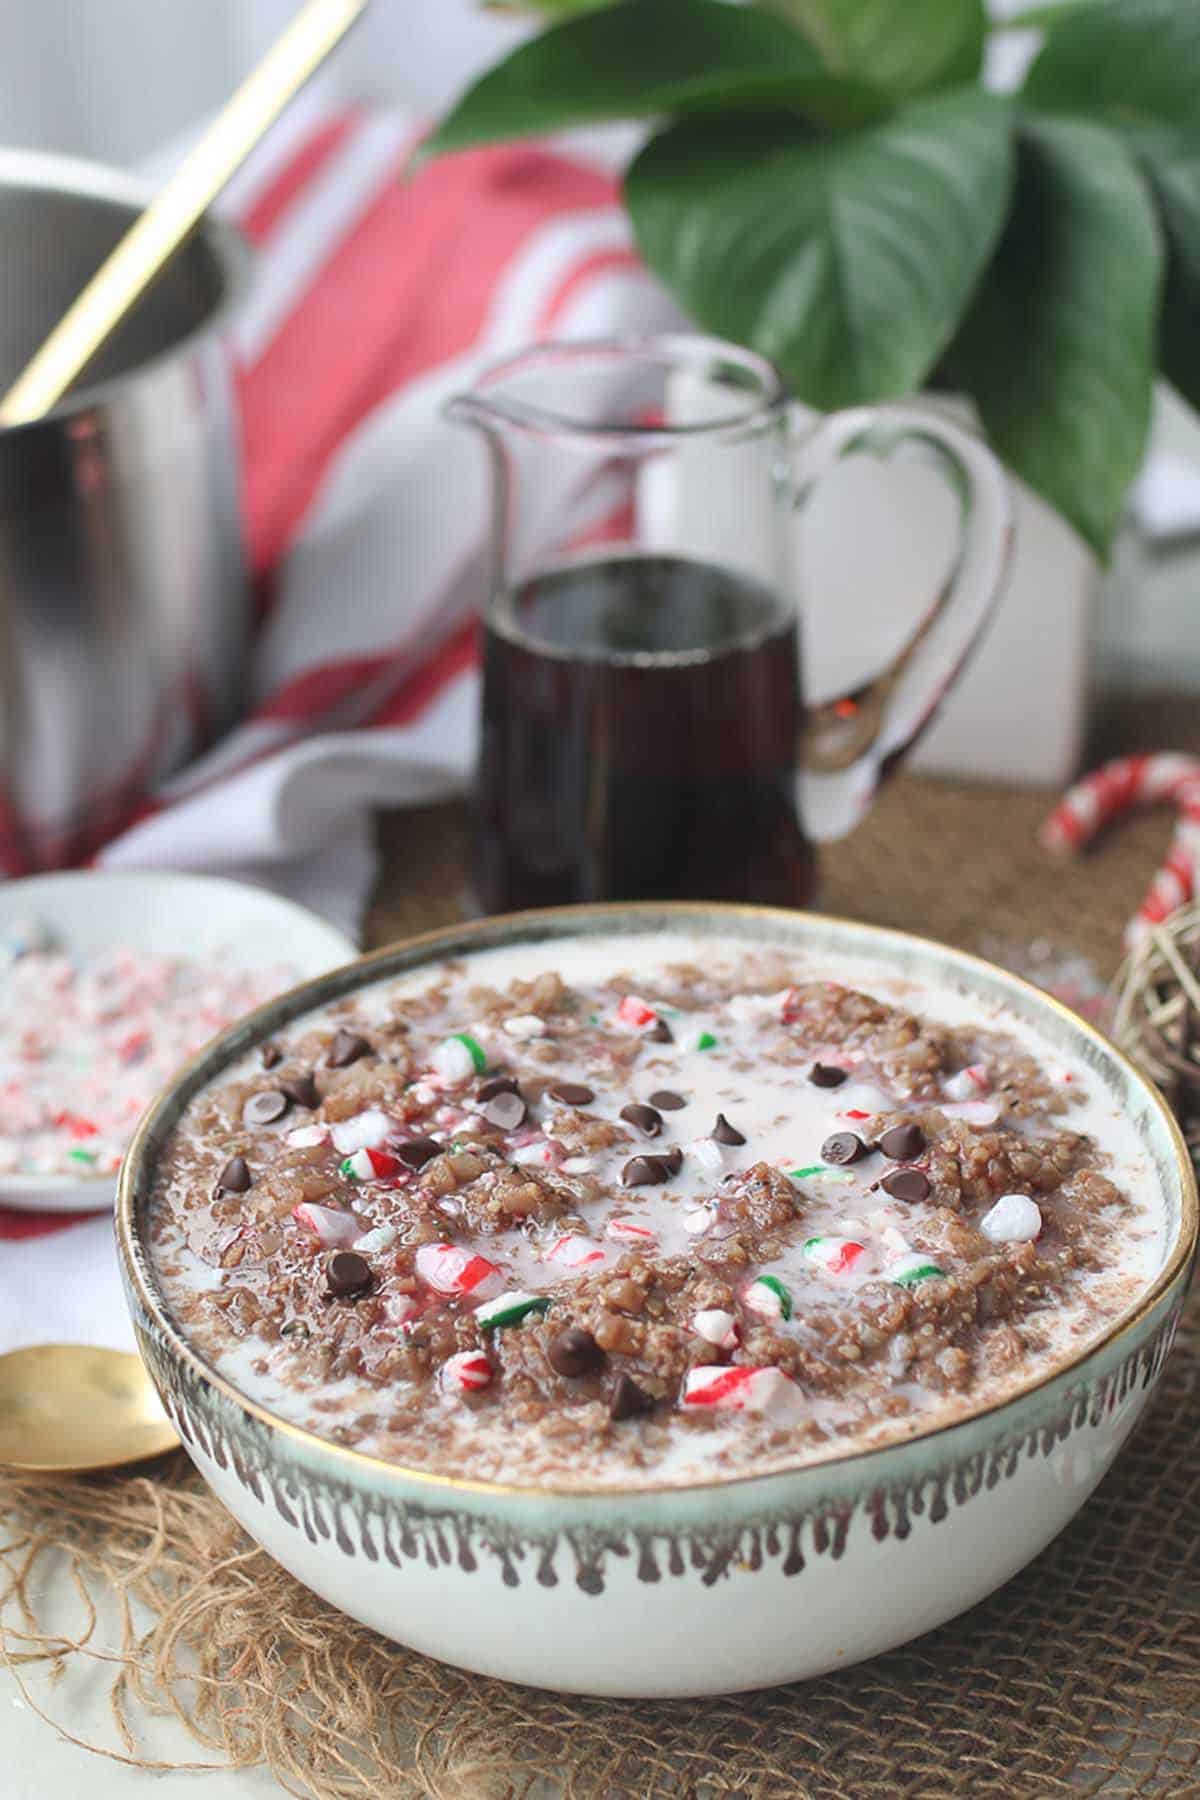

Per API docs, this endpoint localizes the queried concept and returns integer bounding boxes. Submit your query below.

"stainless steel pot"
[0,148,251,871]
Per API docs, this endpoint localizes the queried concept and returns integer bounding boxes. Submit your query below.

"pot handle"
[793,405,1013,843]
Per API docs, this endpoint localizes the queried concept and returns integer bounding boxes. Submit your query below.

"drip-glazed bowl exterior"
[117,906,1197,1697]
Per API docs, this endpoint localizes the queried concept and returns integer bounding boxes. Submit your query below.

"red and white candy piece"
[692,1308,739,1350]
[331,1109,393,1155]
[614,995,659,1031]
[415,1242,504,1299]
[441,1350,494,1396]
[286,1122,330,1149]
[804,1235,867,1276]
[340,1146,404,1182]
[939,1098,1002,1127]
[980,1193,1042,1243]
[606,1218,658,1246]
[681,1365,805,1421]
[545,1233,606,1268]
[431,1033,488,1087]
[509,1138,566,1169]
[292,1202,360,1246]
[744,1274,793,1321]
[943,1064,989,1103]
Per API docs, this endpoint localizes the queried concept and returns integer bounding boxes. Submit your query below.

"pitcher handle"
[793,404,1013,843]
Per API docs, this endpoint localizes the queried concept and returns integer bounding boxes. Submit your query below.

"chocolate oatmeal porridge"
[147,934,1164,1490]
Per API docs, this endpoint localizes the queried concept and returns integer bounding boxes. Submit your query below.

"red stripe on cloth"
[366,618,479,728]
[534,245,642,337]
[238,145,618,587]
[239,112,360,245]
[0,1209,98,1241]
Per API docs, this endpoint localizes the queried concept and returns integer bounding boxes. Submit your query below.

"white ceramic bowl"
[1,871,356,1212]
[117,905,1197,1697]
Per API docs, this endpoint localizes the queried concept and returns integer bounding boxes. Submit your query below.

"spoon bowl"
[0,1344,179,1473]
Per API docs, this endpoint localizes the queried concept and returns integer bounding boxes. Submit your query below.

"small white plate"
[0,871,357,1214]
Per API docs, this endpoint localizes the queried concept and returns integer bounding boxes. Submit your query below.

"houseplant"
[427,0,1200,562]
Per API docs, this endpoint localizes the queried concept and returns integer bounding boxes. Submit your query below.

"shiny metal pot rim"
[0,144,252,432]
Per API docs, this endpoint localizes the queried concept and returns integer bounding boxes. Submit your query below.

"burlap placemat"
[4,691,1198,1797]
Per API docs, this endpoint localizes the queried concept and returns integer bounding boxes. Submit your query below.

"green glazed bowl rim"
[117,902,1199,1501]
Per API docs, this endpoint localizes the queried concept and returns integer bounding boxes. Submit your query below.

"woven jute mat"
[4,691,1199,1798]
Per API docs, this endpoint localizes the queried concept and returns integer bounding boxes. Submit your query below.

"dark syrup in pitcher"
[473,554,817,911]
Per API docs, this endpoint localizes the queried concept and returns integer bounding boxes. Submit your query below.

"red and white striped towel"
[1,103,672,1353]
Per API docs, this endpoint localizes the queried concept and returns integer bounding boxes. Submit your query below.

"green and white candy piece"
[888,1251,946,1288]
[692,1030,718,1051]
[744,1273,793,1321]
[432,1032,488,1085]
[475,1289,552,1331]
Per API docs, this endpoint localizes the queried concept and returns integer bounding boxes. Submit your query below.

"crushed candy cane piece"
[545,1233,605,1268]
[432,1034,487,1085]
[285,1123,330,1149]
[744,1273,793,1320]
[943,1064,990,1102]
[475,1290,551,1331]
[354,1223,398,1254]
[687,1135,727,1175]
[804,1235,867,1276]
[980,1193,1043,1243]
[615,995,658,1029]
[681,1365,805,1420]
[692,1308,739,1349]
[415,1243,503,1298]
[888,1251,946,1287]
[789,1164,855,1184]
[606,1218,658,1245]
[442,1350,494,1395]
[940,1098,1002,1126]
[292,1203,360,1246]
[340,1146,403,1182]
[502,1013,546,1039]
[385,1293,417,1326]
[692,1030,718,1051]
[510,1139,566,1168]
[330,1109,393,1155]
[560,1154,596,1174]
[683,1206,714,1235]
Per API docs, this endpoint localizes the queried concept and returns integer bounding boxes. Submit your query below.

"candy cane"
[1042,755,1200,948]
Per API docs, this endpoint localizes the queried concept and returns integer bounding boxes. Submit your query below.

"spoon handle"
[0,0,369,428]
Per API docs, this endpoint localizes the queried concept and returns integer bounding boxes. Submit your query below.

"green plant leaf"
[1023,0,1200,411]
[424,0,879,160]
[950,117,1162,558]
[625,88,1013,412]
[767,0,985,96]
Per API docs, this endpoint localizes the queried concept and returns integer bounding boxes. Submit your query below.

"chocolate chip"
[243,1090,289,1128]
[622,1154,668,1188]
[547,1326,605,1378]
[881,1167,930,1203]
[620,1102,663,1137]
[396,1136,440,1171]
[326,1029,371,1069]
[548,1082,595,1106]
[880,1123,926,1162]
[809,1062,848,1089]
[648,1018,674,1043]
[648,1089,686,1110]
[482,1090,527,1131]
[325,1250,372,1300]
[821,1130,871,1166]
[659,1146,683,1176]
[609,1373,655,1421]
[215,1155,251,1195]
[281,1072,320,1110]
[478,1074,520,1101]
[712,1113,746,1146]
[261,1044,282,1070]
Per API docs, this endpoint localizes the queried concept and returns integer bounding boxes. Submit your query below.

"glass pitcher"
[448,335,1011,915]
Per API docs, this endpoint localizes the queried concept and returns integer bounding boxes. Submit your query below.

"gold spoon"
[0,1344,179,1473]
[0,0,369,427]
